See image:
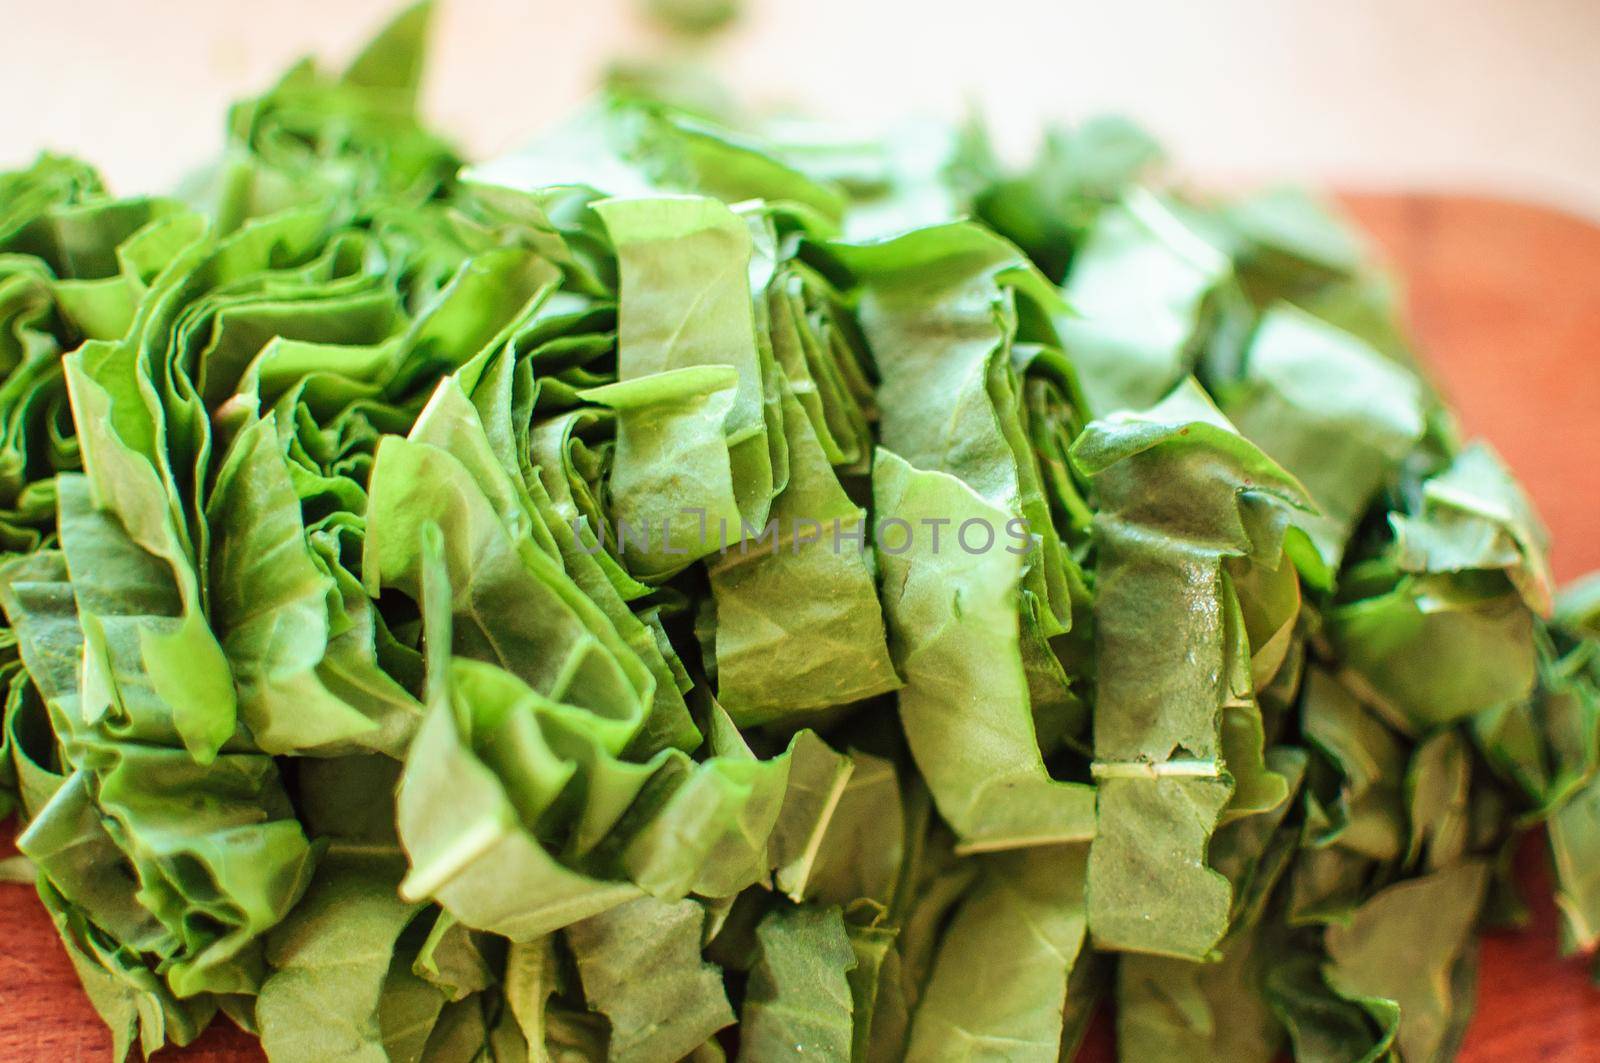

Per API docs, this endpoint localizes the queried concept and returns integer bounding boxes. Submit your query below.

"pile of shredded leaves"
[3,6,1599,1062]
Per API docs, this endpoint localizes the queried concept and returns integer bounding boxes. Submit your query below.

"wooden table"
[1,194,1597,1061]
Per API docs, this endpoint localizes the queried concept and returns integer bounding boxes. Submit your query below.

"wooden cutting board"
[0,193,1597,1061]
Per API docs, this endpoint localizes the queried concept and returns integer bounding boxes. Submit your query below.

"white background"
[5,0,1599,216]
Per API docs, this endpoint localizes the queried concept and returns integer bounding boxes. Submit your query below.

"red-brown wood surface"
[0,193,1597,1060]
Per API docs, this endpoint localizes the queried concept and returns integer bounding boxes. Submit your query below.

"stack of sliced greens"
[3,6,1598,1062]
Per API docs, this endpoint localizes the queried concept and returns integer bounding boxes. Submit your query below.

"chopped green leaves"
[0,6,1593,1062]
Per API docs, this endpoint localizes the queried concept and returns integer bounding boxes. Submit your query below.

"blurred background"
[5,0,1599,217]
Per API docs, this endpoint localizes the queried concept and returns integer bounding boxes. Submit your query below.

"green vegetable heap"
[3,6,1598,1061]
